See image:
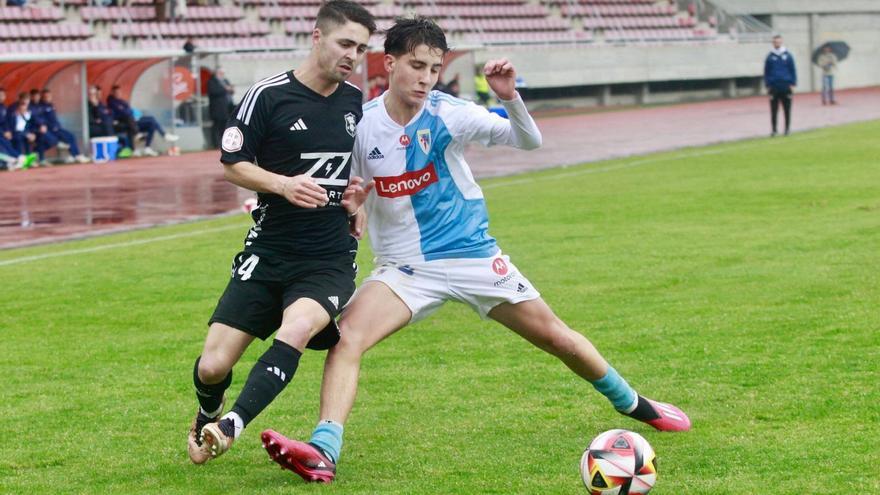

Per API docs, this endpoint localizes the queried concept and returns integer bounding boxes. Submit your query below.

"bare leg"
[319,281,412,423]
[489,297,691,432]
[276,297,333,351]
[198,322,255,384]
[488,298,608,381]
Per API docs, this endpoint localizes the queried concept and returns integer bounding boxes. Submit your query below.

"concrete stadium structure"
[215,1,880,110]
[714,0,880,91]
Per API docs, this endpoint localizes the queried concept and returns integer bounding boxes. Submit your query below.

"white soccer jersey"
[352,90,542,264]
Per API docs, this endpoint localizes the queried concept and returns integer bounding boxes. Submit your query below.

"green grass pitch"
[2,120,878,494]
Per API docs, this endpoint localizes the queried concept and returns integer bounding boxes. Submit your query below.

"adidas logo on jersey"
[290,118,308,131]
[367,147,384,160]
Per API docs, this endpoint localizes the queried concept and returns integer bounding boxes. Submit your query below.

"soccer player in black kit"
[186,1,376,464]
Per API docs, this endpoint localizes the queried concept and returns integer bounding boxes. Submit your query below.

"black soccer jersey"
[220,71,362,258]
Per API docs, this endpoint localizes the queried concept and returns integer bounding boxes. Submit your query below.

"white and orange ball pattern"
[580,429,657,495]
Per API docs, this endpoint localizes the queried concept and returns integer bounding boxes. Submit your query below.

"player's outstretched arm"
[223,161,329,208]
[482,58,542,150]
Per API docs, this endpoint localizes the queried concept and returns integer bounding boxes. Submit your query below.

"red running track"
[2,87,878,249]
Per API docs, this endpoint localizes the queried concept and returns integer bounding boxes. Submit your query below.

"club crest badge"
[417,129,431,154]
[344,112,356,137]
[221,127,243,153]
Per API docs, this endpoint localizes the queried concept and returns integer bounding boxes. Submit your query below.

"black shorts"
[209,251,357,348]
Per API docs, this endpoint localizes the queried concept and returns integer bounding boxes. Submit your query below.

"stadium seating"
[0,6,64,21]
[111,21,269,40]
[0,22,91,40]
[235,0,378,5]
[82,6,245,23]
[139,36,296,51]
[1,0,717,53]
[0,38,121,53]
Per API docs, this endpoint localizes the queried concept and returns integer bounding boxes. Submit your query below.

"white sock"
[200,403,223,419]
[220,411,244,438]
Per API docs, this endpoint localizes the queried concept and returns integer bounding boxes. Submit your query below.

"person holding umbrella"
[816,46,837,105]
[764,35,796,137]
[813,42,849,106]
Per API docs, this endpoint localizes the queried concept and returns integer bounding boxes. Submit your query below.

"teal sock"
[590,366,638,412]
[309,420,343,463]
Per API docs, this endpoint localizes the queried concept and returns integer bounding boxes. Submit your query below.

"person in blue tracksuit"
[39,89,90,163]
[764,35,797,136]
[107,85,178,157]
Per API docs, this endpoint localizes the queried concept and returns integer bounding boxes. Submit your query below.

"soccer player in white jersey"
[260,17,691,483]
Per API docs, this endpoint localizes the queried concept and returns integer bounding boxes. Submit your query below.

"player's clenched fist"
[483,58,517,101]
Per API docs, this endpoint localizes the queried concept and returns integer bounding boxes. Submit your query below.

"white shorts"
[363,254,541,323]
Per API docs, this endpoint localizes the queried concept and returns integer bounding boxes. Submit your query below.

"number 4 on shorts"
[235,254,260,281]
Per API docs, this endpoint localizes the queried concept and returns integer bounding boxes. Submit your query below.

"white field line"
[0,133,824,268]
[0,225,242,267]
[482,133,822,190]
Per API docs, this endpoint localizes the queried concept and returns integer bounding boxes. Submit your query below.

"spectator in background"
[435,74,459,97]
[183,37,196,54]
[447,78,460,97]
[207,68,234,148]
[764,35,796,137]
[817,45,838,105]
[26,89,58,165]
[107,85,178,157]
[155,0,167,22]
[40,89,90,164]
[6,0,27,7]
[88,85,132,156]
[170,0,187,20]
[474,69,490,106]
[10,101,39,164]
[0,87,35,170]
[106,86,139,154]
[8,91,29,117]
[28,89,42,115]
[0,87,14,168]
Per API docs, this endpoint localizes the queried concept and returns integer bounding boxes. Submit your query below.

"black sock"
[624,395,660,422]
[230,339,301,427]
[770,97,779,132]
[193,356,232,416]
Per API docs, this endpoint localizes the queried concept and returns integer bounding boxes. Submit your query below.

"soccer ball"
[580,429,657,494]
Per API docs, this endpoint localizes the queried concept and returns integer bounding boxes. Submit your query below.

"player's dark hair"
[315,0,377,35]
[29,88,40,96]
[384,16,448,57]
[772,34,782,40]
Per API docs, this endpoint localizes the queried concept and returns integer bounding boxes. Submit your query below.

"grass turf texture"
[2,120,878,494]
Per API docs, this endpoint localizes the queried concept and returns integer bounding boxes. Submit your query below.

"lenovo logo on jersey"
[375,163,438,198]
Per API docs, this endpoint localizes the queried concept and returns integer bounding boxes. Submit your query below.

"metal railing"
[681,0,773,43]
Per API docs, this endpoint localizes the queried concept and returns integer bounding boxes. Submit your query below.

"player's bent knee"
[198,355,232,383]
[276,317,318,348]
[335,323,370,356]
